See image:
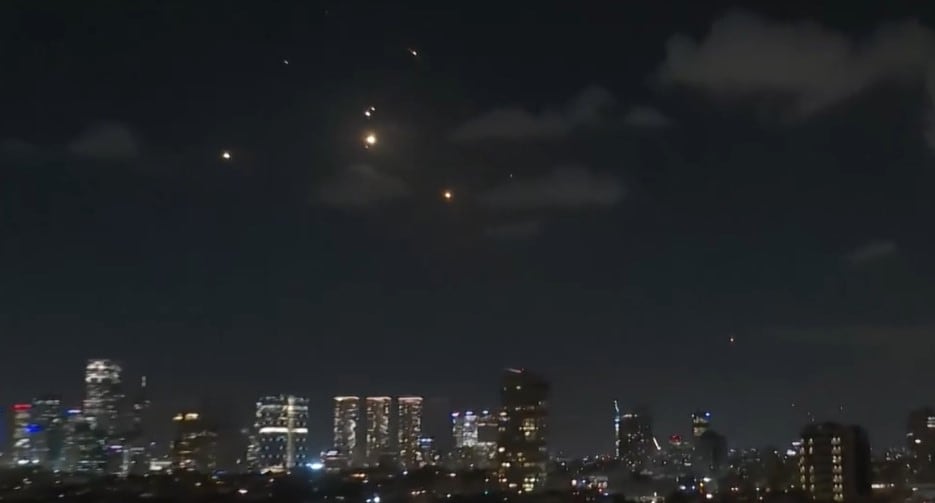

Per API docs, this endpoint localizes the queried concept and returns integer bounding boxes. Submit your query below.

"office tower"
[693,430,728,478]
[397,396,424,470]
[10,404,36,466]
[82,359,123,437]
[907,407,935,482]
[365,396,391,466]
[476,410,499,468]
[452,411,479,448]
[614,403,654,470]
[125,376,150,475]
[497,368,549,493]
[254,395,309,473]
[451,409,498,469]
[692,410,711,439]
[418,435,438,466]
[171,412,218,472]
[333,396,360,467]
[31,395,65,470]
[799,422,871,502]
[61,408,106,473]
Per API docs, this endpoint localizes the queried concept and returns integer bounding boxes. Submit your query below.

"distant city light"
[308,462,324,471]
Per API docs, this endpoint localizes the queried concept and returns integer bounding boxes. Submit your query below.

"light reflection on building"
[365,396,391,466]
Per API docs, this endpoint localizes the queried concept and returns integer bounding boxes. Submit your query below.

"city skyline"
[3,0,935,459]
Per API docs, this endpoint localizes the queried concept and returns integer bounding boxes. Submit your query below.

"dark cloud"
[622,105,672,128]
[484,220,545,240]
[0,138,39,159]
[316,164,410,208]
[770,323,933,357]
[478,166,624,210]
[656,11,935,129]
[451,86,614,141]
[67,122,140,160]
[844,240,899,265]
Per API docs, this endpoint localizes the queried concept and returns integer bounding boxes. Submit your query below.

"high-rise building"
[333,396,360,467]
[614,403,654,470]
[453,411,479,448]
[126,376,150,475]
[82,359,123,437]
[171,412,218,472]
[31,395,65,470]
[692,410,711,439]
[799,422,871,502]
[10,404,36,466]
[365,397,391,466]
[451,409,498,469]
[254,395,309,473]
[61,408,106,473]
[907,407,935,482]
[497,368,549,493]
[693,430,728,478]
[397,396,424,470]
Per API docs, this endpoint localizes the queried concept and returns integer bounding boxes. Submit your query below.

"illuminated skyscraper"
[333,396,360,467]
[397,396,423,469]
[31,395,65,470]
[126,376,150,475]
[58,408,105,473]
[171,412,218,472]
[10,404,36,466]
[907,407,935,482]
[692,410,711,439]
[254,395,309,473]
[365,396,391,466]
[614,403,654,470]
[82,359,123,436]
[450,409,498,469]
[799,422,871,502]
[453,411,479,448]
[497,368,549,493]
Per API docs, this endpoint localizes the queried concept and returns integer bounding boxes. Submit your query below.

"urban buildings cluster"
[7,360,935,502]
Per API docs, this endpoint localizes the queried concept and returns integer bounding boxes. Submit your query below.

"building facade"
[10,404,36,466]
[614,404,654,471]
[82,359,123,436]
[365,396,392,466]
[31,395,65,470]
[333,396,360,467]
[907,407,935,482]
[397,396,424,470]
[253,395,309,473]
[799,422,871,502]
[171,412,218,472]
[497,368,549,493]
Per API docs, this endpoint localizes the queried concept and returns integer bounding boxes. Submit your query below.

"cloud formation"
[316,164,410,208]
[622,105,672,128]
[451,86,614,141]
[845,240,898,265]
[478,166,624,210]
[68,122,140,160]
[657,11,935,117]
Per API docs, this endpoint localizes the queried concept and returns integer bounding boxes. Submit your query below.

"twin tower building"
[249,395,424,473]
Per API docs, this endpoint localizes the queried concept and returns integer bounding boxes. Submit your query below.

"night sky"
[3,1,935,456]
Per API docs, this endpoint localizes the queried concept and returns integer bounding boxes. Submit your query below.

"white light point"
[221,151,232,160]
[364,133,377,147]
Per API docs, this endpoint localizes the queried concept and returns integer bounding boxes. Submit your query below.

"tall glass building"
[397,396,424,470]
[82,359,123,436]
[497,368,549,493]
[365,396,391,466]
[253,395,309,473]
[333,396,360,467]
